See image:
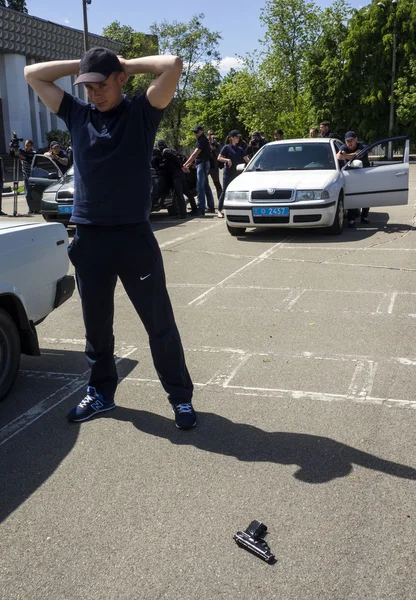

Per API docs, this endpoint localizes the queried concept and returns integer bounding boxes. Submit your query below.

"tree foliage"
[102,21,158,98]
[150,13,221,147]
[101,0,416,150]
[0,0,28,11]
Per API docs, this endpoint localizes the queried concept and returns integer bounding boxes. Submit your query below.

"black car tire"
[227,224,246,236]
[0,308,21,401]
[326,195,344,235]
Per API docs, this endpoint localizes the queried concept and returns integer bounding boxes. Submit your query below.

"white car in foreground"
[224,136,409,235]
[0,222,75,400]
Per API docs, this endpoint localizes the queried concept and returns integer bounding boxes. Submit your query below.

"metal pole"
[82,0,89,53]
[387,22,397,160]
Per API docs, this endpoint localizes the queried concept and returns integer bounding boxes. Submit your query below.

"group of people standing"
[183,126,275,219]
[179,121,371,227]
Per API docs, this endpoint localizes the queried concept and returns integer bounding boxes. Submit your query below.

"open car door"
[343,136,409,210]
[28,155,63,212]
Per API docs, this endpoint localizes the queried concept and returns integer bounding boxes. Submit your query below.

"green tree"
[395,59,416,136]
[102,21,158,98]
[150,13,221,147]
[260,0,321,101]
[333,0,416,141]
[254,0,321,137]
[305,0,353,135]
[182,63,222,145]
[0,0,28,11]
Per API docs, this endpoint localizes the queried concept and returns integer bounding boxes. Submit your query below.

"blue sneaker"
[67,387,116,422]
[170,402,197,429]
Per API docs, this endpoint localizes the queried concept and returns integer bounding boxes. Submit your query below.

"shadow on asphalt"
[233,212,412,244]
[110,409,416,485]
[0,351,138,523]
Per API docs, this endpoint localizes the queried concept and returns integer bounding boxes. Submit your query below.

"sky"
[25,0,366,74]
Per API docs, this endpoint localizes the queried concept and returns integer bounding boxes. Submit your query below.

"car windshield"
[245,143,336,172]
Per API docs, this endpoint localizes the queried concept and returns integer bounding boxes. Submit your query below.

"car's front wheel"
[326,195,344,235]
[0,308,21,401]
[227,224,246,236]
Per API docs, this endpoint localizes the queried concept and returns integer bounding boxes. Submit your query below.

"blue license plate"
[58,205,73,214]
[252,206,289,216]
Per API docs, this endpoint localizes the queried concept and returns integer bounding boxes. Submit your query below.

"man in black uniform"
[158,140,197,218]
[245,131,265,161]
[9,139,36,213]
[24,47,196,429]
[336,130,371,227]
[183,126,215,214]
[319,121,338,139]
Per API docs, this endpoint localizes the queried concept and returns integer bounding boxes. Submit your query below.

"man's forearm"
[124,55,182,77]
[24,60,80,83]
[184,149,200,167]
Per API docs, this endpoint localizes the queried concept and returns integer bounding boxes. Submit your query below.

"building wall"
[0,6,124,152]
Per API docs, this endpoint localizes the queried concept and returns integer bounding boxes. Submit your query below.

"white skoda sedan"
[224,136,409,235]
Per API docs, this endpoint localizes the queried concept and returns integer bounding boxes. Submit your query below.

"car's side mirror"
[236,164,245,172]
[349,159,363,169]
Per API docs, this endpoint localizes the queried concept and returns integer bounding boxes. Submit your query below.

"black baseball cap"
[50,140,59,148]
[74,47,122,85]
[345,131,357,141]
[157,140,167,147]
[192,125,204,133]
[229,130,241,138]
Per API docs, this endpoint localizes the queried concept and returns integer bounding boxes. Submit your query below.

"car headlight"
[225,191,250,201]
[296,190,330,201]
[42,192,57,203]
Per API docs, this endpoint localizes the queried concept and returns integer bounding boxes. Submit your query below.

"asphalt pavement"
[1,174,415,600]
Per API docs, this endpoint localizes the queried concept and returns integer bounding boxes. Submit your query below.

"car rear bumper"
[224,200,337,228]
[54,275,75,309]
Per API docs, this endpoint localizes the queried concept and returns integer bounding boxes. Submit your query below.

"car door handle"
[395,172,406,176]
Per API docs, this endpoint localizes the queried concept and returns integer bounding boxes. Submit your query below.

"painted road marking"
[188,236,295,306]
[0,347,137,447]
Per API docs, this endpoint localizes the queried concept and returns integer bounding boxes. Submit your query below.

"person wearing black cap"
[216,131,247,218]
[183,126,215,215]
[24,47,197,429]
[336,131,370,227]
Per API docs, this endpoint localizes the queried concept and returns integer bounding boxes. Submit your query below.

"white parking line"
[0,347,137,447]
[188,237,294,306]
[348,361,378,398]
[159,222,221,249]
[388,291,398,314]
[2,339,416,448]
[281,289,307,311]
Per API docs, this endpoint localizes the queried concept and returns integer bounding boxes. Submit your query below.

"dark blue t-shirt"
[339,141,370,167]
[57,92,164,225]
[219,144,246,174]
[195,134,211,164]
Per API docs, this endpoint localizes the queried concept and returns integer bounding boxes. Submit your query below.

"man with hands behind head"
[24,47,196,429]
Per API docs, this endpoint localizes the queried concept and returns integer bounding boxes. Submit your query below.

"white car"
[224,136,410,235]
[0,222,75,400]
